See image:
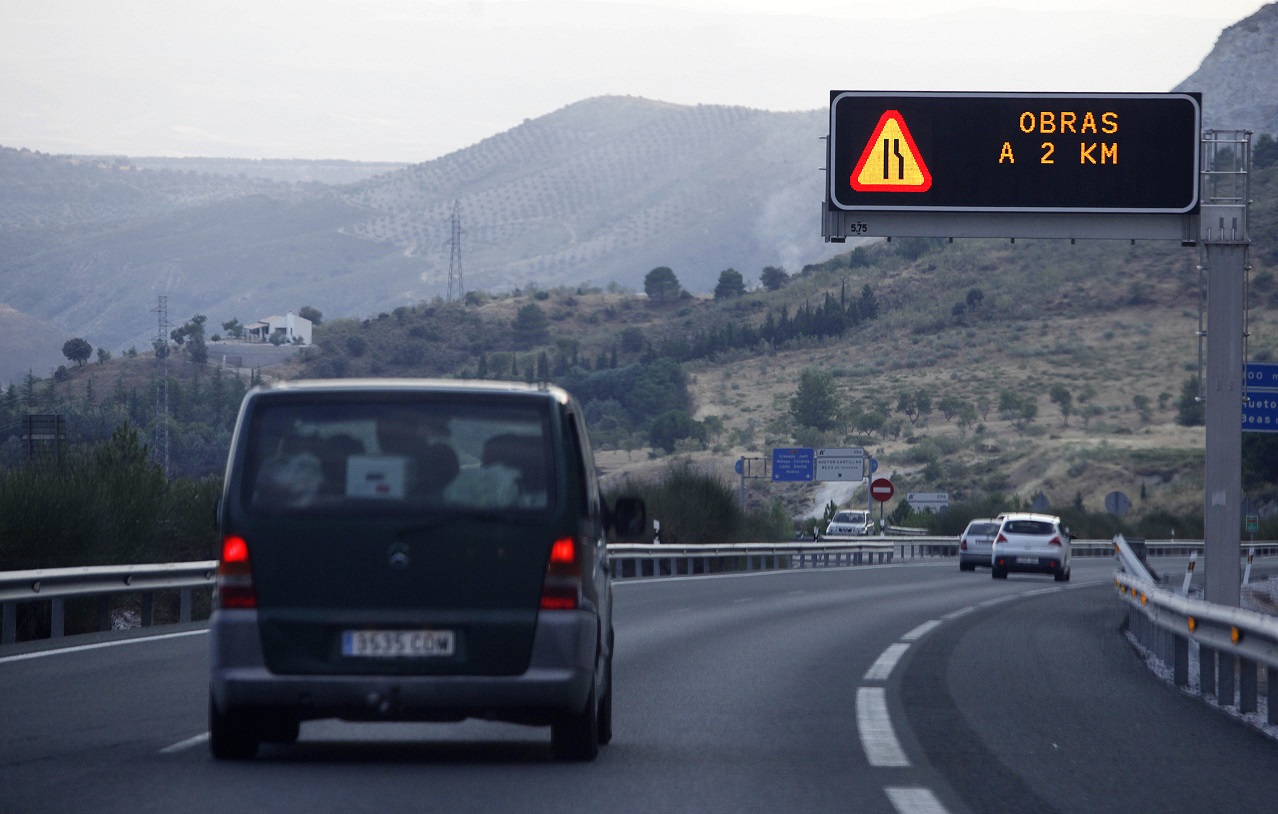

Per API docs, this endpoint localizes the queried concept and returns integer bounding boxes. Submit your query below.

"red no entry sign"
[870,477,895,503]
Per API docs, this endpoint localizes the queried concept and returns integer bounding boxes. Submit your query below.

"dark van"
[209,379,644,761]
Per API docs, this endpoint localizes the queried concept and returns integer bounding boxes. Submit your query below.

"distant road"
[3,559,1274,813]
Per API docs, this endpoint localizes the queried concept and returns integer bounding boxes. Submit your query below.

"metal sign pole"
[1200,130,1250,608]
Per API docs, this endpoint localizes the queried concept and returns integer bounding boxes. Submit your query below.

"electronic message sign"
[828,92,1200,215]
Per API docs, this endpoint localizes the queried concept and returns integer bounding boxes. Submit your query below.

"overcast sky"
[0,0,1267,163]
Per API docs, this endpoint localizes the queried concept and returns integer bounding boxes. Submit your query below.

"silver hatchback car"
[958,518,1000,571]
[991,512,1071,581]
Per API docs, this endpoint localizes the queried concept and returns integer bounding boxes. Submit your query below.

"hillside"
[269,148,1277,521]
[0,97,842,374]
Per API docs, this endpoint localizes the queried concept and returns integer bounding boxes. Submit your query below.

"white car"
[991,512,1072,581]
[825,510,873,537]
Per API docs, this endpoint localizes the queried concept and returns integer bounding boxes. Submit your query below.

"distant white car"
[991,512,1072,581]
[825,510,873,537]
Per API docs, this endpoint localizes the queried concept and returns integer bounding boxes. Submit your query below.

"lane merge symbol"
[850,110,932,193]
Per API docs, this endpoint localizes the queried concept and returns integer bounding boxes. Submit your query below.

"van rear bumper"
[210,608,597,724]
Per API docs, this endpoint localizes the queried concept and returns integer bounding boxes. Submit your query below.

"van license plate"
[1016,557,1039,564]
[342,630,455,658]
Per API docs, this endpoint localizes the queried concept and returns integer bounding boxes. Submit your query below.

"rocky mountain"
[1175,2,1278,135]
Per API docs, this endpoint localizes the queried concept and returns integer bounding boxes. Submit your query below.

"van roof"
[255,378,572,405]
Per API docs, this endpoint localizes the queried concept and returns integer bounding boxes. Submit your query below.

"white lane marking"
[978,595,1018,607]
[160,733,209,754]
[901,620,941,642]
[942,606,974,620]
[1024,587,1063,597]
[885,786,951,814]
[0,629,207,665]
[856,687,910,767]
[864,643,910,682]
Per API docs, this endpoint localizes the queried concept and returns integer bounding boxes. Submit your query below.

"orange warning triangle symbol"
[851,110,932,193]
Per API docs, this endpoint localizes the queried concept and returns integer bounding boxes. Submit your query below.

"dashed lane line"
[864,642,911,682]
[901,620,941,642]
[885,786,951,814]
[160,733,209,754]
[856,687,910,768]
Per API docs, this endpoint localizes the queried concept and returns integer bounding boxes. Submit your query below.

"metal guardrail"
[1114,534,1278,726]
[3,538,1274,647]
[0,561,217,645]
[609,538,923,578]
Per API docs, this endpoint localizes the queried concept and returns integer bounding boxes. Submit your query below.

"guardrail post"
[3,601,15,644]
[1239,658,1258,713]
[1200,645,1216,697]
[180,588,193,624]
[1218,653,1236,707]
[141,592,154,628]
[1173,635,1189,687]
[1270,667,1278,726]
[98,596,111,632]
[51,598,65,638]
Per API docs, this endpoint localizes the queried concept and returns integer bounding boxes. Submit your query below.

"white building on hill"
[247,311,312,345]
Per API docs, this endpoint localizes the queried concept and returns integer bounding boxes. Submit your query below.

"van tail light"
[217,535,257,609]
[540,536,582,611]
[1048,535,1063,546]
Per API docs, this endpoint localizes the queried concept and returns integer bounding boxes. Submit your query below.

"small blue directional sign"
[1243,392,1278,434]
[771,447,815,482]
[1246,362,1278,392]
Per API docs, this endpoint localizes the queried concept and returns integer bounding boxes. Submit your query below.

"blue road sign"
[1244,393,1278,433]
[869,457,878,474]
[771,447,815,482]
[1246,362,1278,392]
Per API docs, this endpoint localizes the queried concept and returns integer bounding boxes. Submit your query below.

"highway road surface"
[3,558,1275,813]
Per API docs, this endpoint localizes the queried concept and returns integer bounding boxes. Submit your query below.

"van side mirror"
[609,497,647,540]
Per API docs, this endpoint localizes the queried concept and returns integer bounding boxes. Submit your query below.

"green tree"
[1176,376,1204,426]
[298,305,323,325]
[1049,384,1073,426]
[760,266,789,291]
[913,389,933,425]
[643,266,683,303]
[649,410,706,453]
[221,318,244,339]
[858,285,879,320]
[1254,133,1278,170]
[96,347,112,365]
[790,369,839,432]
[1133,394,1153,424]
[62,337,93,367]
[937,394,965,422]
[511,303,550,348]
[713,268,746,300]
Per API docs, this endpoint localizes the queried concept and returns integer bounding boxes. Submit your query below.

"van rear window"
[241,397,553,515]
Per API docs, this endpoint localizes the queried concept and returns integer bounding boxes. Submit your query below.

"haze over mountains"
[1,3,1276,386]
